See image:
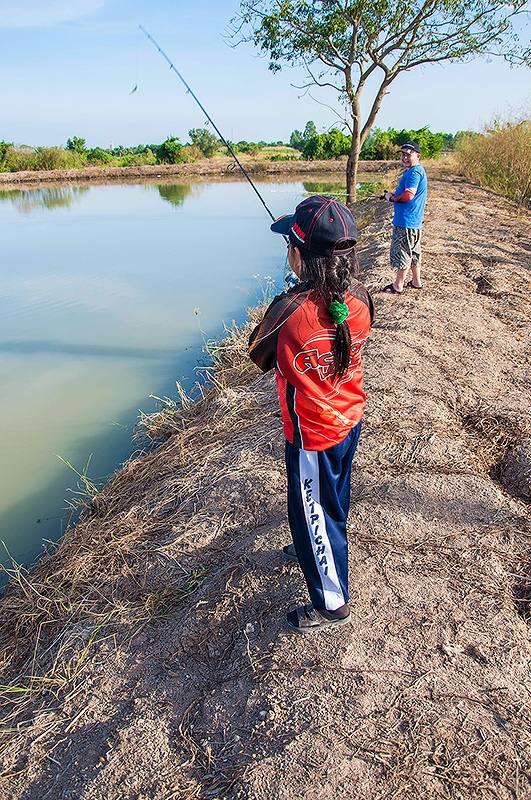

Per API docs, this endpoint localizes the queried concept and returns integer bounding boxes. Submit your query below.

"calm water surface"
[0,175,379,576]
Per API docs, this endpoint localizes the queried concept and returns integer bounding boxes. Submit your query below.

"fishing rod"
[139,25,279,225]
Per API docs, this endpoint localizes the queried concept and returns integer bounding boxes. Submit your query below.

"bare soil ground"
[0,172,529,800]
[0,158,395,188]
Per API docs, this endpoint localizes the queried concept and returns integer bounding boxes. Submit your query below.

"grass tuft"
[457,116,531,206]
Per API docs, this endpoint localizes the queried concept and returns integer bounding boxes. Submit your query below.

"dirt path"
[0,173,529,800]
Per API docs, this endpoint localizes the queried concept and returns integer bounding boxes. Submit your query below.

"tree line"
[0,129,226,171]
[289,123,473,160]
[0,123,468,173]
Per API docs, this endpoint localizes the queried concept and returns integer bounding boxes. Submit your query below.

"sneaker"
[286,603,351,634]
[282,543,299,562]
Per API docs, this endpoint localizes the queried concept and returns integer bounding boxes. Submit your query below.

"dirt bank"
[0,158,396,189]
[0,172,529,800]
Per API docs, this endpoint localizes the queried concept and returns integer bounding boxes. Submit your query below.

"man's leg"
[389,226,412,293]
[410,262,422,288]
[394,265,409,292]
[410,228,422,287]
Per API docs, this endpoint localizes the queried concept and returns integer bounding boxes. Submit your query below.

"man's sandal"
[381,283,403,294]
[282,543,299,563]
[286,603,351,634]
[406,281,422,289]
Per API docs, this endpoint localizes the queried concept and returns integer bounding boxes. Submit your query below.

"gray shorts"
[390,225,422,270]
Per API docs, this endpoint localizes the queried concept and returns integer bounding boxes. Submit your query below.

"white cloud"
[0,0,106,28]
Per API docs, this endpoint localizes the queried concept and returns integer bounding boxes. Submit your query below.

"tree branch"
[359,77,392,145]
[306,92,351,130]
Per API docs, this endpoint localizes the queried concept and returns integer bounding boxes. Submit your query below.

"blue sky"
[1,0,529,147]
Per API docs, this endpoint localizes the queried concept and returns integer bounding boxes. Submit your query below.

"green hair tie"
[329,300,349,325]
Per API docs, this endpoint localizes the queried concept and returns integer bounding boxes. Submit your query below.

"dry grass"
[0,310,273,781]
[461,400,531,472]
[457,118,531,206]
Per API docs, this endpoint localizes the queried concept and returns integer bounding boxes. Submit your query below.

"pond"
[0,173,382,579]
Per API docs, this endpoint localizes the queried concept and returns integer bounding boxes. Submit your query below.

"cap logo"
[291,222,306,242]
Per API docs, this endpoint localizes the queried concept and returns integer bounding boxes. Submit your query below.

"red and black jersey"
[249,282,373,451]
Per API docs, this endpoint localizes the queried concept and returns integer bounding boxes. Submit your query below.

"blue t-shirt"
[393,164,427,229]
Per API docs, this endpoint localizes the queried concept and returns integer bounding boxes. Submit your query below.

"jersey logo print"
[293,331,367,385]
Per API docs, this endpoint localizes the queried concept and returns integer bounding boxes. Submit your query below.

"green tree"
[441,132,455,151]
[0,140,13,168]
[290,121,318,151]
[303,120,317,143]
[289,129,304,150]
[234,140,260,154]
[303,129,351,159]
[188,128,219,157]
[87,147,113,164]
[323,128,351,158]
[359,126,449,159]
[235,1,529,201]
[360,128,397,160]
[393,127,446,157]
[156,137,184,164]
[66,136,86,154]
[303,135,325,160]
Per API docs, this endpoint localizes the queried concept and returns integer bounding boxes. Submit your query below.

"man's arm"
[387,187,416,203]
[385,167,421,203]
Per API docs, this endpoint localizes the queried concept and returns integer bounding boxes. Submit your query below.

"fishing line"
[139,25,281,226]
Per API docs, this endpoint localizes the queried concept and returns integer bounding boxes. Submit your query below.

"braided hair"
[294,239,359,377]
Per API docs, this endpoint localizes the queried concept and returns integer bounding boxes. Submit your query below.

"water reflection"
[0,186,89,213]
[0,339,181,360]
[302,178,384,201]
[303,180,346,198]
[157,183,194,207]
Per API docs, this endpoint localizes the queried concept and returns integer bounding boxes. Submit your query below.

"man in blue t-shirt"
[382,141,428,294]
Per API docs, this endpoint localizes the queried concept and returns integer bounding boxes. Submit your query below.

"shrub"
[32,147,85,171]
[360,129,398,160]
[66,136,87,155]
[360,127,448,160]
[231,141,262,155]
[156,137,185,164]
[179,145,202,163]
[289,130,304,150]
[0,140,13,170]
[302,135,323,160]
[290,121,318,152]
[87,147,113,164]
[269,153,299,161]
[188,128,219,157]
[457,117,531,205]
[303,129,350,160]
[394,128,446,158]
[119,149,157,167]
[1,146,36,171]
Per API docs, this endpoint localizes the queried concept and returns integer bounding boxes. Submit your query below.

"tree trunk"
[346,91,362,205]
[346,129,360,205]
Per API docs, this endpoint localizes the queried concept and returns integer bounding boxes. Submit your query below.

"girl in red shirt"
[249,195,373,633]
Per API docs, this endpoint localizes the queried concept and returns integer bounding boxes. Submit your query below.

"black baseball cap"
[400,141,421,153]
[270,195,358,257]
